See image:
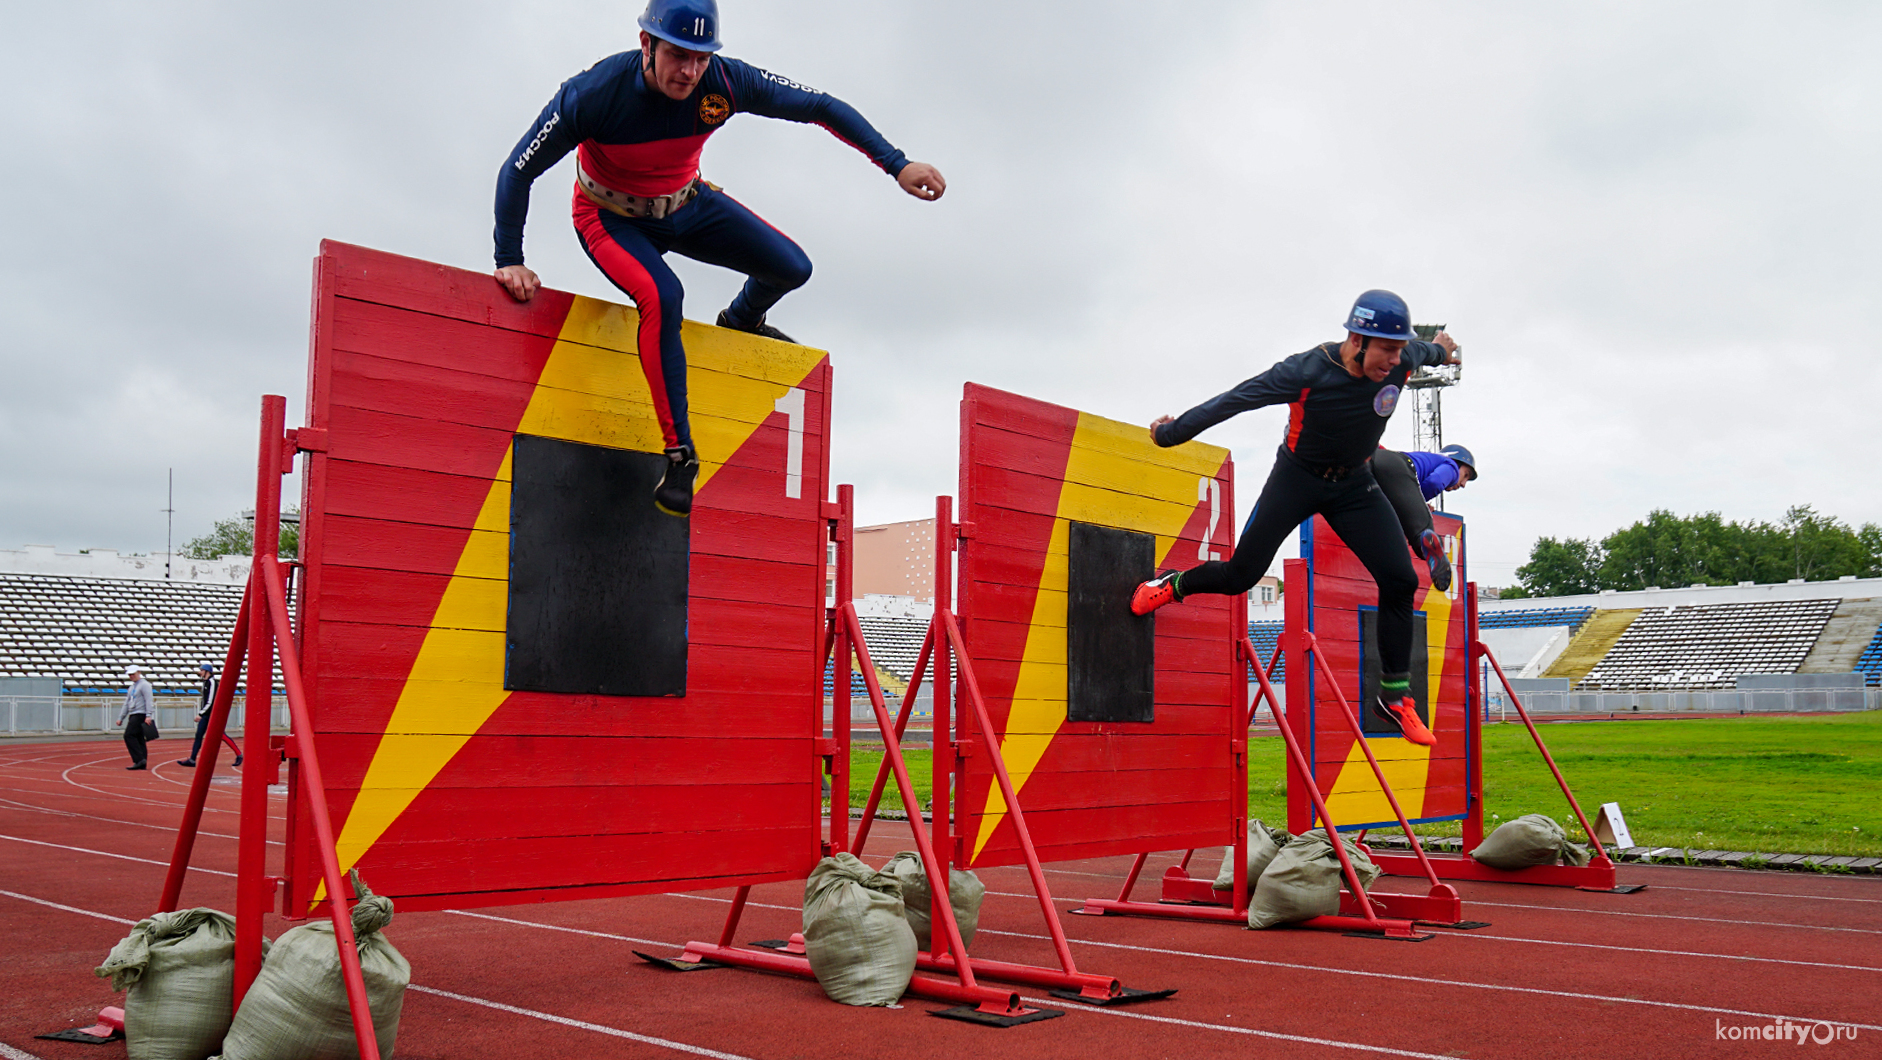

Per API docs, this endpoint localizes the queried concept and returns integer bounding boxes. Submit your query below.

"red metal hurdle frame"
[655,489,1132,1021]
[1362,584,1628,890]
[159,394,383,1059]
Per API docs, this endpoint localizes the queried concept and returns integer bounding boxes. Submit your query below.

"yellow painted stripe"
[323,299,823,897]
[970,411,1227,861]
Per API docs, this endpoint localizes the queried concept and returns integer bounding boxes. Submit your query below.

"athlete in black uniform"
[1130,290,1460,746]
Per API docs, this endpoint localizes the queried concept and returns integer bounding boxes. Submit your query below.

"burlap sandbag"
[96,908,260,1060]
[217,872,408,1060]
[882,850,985,950]
[1471,813,1588,870]
[1248,828,1381,929]
[803,853,917,1006]
[1214,819,1292,891]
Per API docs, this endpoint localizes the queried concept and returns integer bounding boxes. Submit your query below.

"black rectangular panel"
[1359,608,1428,736]
[1066,521,1155,723]
[506,434,688,697]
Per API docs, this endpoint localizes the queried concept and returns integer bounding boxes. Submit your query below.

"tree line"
[1504,505,1882,599]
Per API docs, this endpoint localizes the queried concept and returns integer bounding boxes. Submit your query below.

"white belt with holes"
[577,160,702,220]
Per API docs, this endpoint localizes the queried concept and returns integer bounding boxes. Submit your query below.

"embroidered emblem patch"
[1373,384,1400,417]
[698,94,731,125]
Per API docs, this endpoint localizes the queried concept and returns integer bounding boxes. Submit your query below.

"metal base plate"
[1048,986,1177,1006]
[1422,920,1493,930]
[35,1029,122,1045]
[1579,884,1648,894]
[929,1004,1065,1027]
[633,950,726,971]
[1341,931,1437,942]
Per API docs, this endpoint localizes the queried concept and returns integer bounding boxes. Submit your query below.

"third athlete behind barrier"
[1130,291,1461,746]
[491,0,946,516]
[1371,444,1477,592]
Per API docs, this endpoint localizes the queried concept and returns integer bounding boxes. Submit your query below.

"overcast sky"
[3,1,1878,587]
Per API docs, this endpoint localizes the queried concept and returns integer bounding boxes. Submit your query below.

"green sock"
[1380,676,1410,702]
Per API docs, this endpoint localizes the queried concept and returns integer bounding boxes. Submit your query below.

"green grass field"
[851,710,1882,858]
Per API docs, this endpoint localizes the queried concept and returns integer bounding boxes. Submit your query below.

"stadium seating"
[1476,606,1595,633]
[1855,624,1882,688]
[0,572,281,694]
[1578,598,1840,691]
[1247,620,1285,682]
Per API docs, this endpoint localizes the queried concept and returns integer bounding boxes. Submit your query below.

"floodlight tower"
[1406,324,1462,510]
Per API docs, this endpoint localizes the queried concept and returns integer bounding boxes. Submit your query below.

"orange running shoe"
[1372,696,1437,746]
[1130,571,1182,615]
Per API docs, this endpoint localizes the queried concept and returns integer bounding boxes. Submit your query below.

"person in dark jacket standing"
[114,664,155,770]
[1130,290,1460,746]
[1371,444,1478,592]
[177,662,242,769]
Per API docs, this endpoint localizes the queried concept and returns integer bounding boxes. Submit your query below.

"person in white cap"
[114,665,156,770]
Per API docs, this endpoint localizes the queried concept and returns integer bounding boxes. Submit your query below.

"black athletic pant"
[1371,448,1434,553]
[123,718,148,767]
[1178,450,1418,679]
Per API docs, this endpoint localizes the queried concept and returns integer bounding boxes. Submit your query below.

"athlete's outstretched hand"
[1149,414,1175,445]
[898,162,946,201]
[1432,330,1461,364]
[495,265,542,303]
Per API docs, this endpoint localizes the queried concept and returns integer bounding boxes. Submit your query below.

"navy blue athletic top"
[1154,341,1449,470]
[496,50,908,267]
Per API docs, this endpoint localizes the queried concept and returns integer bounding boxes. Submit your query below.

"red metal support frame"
[1364,582,1624,890]
[162,395,382,1057]
[159,587,250,912]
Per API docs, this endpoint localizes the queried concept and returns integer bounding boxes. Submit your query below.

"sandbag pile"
[1213,819,1292,891]
[802,853,918,1006]
[217,872,409,1060]
[1470,813,1592,870]
[96,907,257,1060]
[1248,828,1381,929]
[882,850,985,950]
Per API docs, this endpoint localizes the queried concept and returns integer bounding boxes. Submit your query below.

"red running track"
[2,740,1877,1059]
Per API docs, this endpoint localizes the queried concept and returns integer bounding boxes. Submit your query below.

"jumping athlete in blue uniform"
[1373,444,1478,592]
[1130,291,1461,746]
[492,0,945,516]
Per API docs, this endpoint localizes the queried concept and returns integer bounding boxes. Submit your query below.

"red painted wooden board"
[1287,510,1470,831]
[954,384,1240,868]
[285,241,833,913]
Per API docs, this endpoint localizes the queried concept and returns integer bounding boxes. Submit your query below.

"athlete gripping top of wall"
[1130,290,1462,746]
[492,0,946,516]
[1372,444,1478,592]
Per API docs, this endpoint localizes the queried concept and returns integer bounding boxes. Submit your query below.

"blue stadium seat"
[1855,623,1882,688]
[1475,606,1594,633]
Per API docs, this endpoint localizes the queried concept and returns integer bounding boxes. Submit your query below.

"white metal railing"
[1,696,291,736]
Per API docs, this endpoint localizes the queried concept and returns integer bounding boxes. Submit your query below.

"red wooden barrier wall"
[285,241,832,913]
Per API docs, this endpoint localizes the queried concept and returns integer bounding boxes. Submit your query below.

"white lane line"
[407,985,759,1059]
[1649,884,1882,905]
[975,928,1882,1032]
[1451,929,1882,973]
[1468,899,1882,935]
[666,893,799,913]
[59,756,242,815]
[0,795,280,845]
[1023,997,1470,1059]
[0,834,235,877]
[445,910,677,947]
[0,890,753,1060]
[0,889,137,925]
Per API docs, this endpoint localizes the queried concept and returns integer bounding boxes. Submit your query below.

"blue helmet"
[639,0,722,52]
[1440,444,1478,480]
[1343,289,1413,341]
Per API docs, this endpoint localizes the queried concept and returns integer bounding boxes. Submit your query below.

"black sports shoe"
[232,756,243,767]
[654,445,700,517]
[716,309,797,344]
[1419,529,1452,592]
[127,763,147,770]
[175,759,196,767]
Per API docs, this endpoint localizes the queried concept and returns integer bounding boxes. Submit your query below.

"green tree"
[1513,536,1604,597]
[1599,509,1732,589]
[182,509,299,559]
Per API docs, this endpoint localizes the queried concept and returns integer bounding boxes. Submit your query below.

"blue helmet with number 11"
[1343,289,1414,341]
[639,0,722,52]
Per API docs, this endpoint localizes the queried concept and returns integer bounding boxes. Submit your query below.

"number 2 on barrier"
[1198,477,1222,562]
